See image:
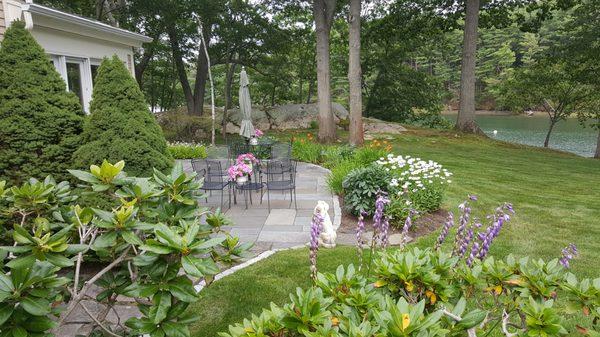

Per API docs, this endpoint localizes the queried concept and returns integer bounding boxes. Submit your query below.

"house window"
[50,55,94,113]
[66,61,84,106]
[90,64,100,85]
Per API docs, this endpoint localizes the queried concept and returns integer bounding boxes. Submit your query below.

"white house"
[0,0,151,112]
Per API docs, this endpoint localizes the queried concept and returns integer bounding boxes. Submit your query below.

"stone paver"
[188,162,341,253]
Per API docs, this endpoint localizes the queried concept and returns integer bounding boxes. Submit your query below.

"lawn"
[191,128,600,336]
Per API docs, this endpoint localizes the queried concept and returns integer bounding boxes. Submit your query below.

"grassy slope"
[191,129,600,336]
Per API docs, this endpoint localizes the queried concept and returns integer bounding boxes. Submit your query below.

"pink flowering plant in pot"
[254,129,264,138]
[227,163,253,184]
[236,153,259,166]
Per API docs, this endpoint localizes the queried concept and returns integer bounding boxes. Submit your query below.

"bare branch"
[80,301,123,337]
[502,310,518,337]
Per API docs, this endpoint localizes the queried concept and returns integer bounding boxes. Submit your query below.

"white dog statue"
[314,200,337,248]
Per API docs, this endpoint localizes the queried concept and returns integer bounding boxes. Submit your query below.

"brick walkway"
[183,161,342,252]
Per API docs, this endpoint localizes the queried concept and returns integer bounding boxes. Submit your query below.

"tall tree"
[348,0,364,145]
[456,0,483,134]
[313,0,337,142]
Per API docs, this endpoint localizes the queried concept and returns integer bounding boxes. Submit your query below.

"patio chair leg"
[288,189,292,209]
[267,189,271,213]
[220,189,224,210]
[244,189,248,210]
[228,186,231,209]
[294,189,297,210]
[249,188,253,205]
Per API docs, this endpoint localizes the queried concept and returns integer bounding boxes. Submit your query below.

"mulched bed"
[338,207,449,241]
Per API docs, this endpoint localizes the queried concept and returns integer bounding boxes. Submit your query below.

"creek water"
[444,113,597,157]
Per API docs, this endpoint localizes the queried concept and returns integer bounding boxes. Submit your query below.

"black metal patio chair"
[191,159,231,210]
[263,159,297,212]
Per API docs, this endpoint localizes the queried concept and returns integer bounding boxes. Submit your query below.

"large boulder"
[223,103,349,132]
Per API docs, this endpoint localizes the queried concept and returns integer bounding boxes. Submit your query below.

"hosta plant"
[0,160,250,337]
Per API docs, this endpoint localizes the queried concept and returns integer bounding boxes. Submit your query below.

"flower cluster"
[254,129,264,138]
[559,243,578,269]
[236,153,259,165]
[368,139,392,152]
[227,163,252,181]
[376,154,452,195]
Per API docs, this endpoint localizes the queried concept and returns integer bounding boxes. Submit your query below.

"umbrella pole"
[198,18,216,146]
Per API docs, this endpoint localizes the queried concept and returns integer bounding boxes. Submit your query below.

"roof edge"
[21,3,153,44]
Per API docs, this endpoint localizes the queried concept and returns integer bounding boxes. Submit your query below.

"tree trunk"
[313,0,337,143]
[135,43,155,88]
[595,128,600,159]
[167,28,195,115]
[222,62,237,138]
[456,0,484,134]
[544,119,557,148]
[348,0,364,146]
[192,41,209,116]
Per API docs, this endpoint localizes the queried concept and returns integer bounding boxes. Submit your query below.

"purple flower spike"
[356,212,366,247]
[559,243,578,269]
[309,213,324,280]
[373,192,391,247]
[469,195,478,201]
[467,242,480,267]
[435,212,454,250]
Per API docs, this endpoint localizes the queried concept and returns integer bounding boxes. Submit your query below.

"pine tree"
[74,56,172,175]
[0,21,84,184]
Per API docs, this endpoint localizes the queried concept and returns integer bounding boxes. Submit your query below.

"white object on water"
[493,130,498,136]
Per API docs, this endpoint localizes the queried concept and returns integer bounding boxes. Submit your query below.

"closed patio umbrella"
[238,67,254,139]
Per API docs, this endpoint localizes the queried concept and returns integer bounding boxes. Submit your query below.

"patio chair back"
[271,142,292,159]
[265,159,297,184]
[191,159,227,182]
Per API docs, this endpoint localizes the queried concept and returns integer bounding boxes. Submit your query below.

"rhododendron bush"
[0,161,249,337]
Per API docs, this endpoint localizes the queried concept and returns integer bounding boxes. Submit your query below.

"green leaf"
[121,231,143,245]
[181,256,203,278]
[0,303,13,325]
[68,169,100,183]
[153,292,171,324]
[190,237,226,251]
[44,253,73,267]
[93,231,118,248]
[161,321,190,337]
[6,255,36,269]
[12,326,27,337]
[63,244,88,255]
[168,277,198,302]
[20,297,50,316]
[92,209,115,222]
[456,310,487,330]
[26,316,57,332]
[0,273,14,292]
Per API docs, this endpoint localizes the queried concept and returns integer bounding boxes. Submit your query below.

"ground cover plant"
[0,160,249,336]
[74,56,172,176]
[0,22,84,184]
[168,142,208,159]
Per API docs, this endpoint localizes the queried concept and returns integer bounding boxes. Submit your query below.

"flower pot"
[236,175,248,185]
[249,137,258,145]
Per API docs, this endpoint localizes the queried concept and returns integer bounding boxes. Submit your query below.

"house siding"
[0,0,6,41]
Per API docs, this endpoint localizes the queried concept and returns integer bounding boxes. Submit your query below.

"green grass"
[190,129,600,336]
